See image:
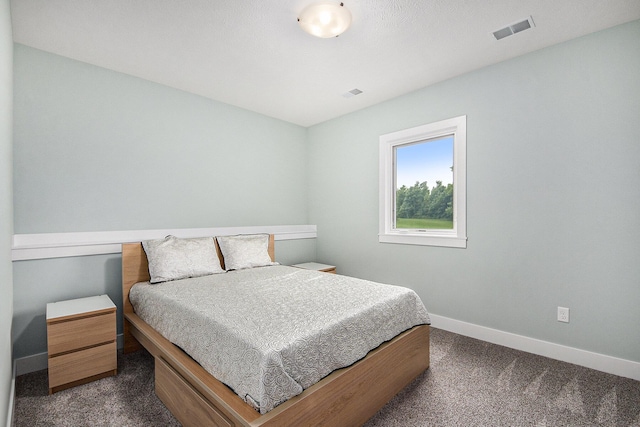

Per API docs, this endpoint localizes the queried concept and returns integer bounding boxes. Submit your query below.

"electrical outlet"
[557,306,570,323]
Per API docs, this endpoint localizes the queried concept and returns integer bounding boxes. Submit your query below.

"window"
[379,115,467,248]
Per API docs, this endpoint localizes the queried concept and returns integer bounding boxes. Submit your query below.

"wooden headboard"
[121,234,275,352]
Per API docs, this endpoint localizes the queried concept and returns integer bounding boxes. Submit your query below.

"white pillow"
[216,234,279,270]
[142,235,225,283]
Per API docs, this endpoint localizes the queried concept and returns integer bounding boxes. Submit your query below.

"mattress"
[129,265,429,414]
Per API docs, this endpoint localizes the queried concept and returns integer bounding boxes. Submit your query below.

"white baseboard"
[15,334,125,376]
[14,351,47,377]
[7,361,15,427]
[429,314,640,381]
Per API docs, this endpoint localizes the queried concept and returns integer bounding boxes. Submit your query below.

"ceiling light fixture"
[298,2,352,38]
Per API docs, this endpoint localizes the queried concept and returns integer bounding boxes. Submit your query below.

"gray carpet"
[14,328,640,426]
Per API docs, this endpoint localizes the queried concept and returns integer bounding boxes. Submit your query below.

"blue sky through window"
[395,135,454,188]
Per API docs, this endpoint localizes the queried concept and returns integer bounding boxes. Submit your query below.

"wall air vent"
[493,16,535,40]
[342,88,363,98]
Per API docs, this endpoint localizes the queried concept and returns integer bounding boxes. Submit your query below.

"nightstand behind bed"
[291,262,337,274]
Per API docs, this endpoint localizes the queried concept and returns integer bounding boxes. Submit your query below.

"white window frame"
[379,115,467,248]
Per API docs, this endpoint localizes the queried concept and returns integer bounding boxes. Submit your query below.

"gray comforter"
[130,265,429,413]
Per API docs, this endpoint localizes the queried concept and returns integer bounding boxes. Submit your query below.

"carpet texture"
[14,328,640,426]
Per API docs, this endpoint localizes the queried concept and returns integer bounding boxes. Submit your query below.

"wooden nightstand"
[292,262,336,274]
[46,294,117,394]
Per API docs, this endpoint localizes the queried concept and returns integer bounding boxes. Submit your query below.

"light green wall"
[12,45,314,358]
[13,45,309,233]
[307,21,640,362]
[0,0,11,423]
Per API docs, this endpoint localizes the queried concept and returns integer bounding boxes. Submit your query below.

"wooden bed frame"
[122,235,430,427]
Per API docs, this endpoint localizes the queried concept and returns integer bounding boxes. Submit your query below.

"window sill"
[378,232,467,248]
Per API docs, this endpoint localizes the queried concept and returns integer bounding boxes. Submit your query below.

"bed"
[122,234,430,427]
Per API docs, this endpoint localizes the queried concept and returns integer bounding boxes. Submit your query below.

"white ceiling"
[11,0,640,127]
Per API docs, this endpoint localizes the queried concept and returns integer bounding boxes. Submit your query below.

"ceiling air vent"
[342,88,363,98]
[493,16,535,40]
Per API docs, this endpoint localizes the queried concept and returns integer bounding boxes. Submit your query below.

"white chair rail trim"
[12,225,317,261]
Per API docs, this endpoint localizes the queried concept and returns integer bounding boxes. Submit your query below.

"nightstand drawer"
[47,311,116,356]
[48,341,117,388]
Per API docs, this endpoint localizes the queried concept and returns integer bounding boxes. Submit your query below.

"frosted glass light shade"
[298,2,352,38]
